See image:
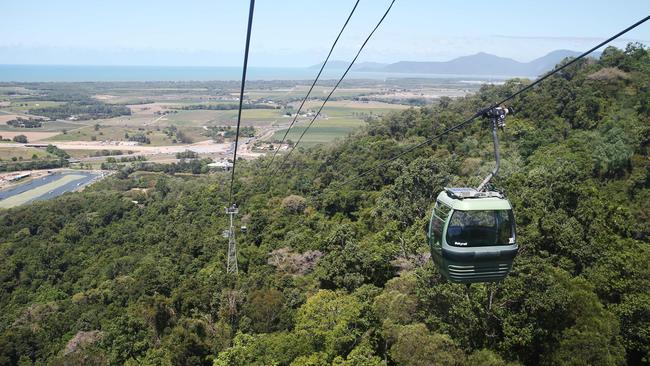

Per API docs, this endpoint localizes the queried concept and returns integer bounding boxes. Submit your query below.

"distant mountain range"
[310,50,601,77]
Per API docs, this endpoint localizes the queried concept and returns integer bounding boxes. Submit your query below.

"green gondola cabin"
[428,187,518,283]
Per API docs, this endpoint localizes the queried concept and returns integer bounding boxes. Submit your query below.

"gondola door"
[429,200,451,272]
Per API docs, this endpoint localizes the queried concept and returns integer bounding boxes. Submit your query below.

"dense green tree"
[244,288,290,333]
[12,135,28,143]
[466,349,520,366]
[294,290,366,359]
[385,323,465,366]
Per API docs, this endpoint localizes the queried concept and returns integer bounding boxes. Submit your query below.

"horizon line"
[0,47,605,69]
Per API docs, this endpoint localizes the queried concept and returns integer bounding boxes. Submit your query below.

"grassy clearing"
[45,126,125,142]
[0,131,61,141]
[0,174,85,208]
[0,116,86,133]
[44,125,208,145]
[0,146,54,161]
[65,149,139,159]
[7,101,66,112]
[164,109,285,127]
[165,110,230,126]
[97,115,154,127]
[39,120,84,132]
[65,149,104,159]
[242,109,285,120]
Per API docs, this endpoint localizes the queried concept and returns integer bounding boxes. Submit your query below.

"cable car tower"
[225,204,239,274]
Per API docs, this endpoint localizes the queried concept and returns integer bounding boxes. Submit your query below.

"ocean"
[0,64,514,82]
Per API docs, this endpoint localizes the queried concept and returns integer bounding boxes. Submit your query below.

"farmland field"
[271,126,359,146]
[0,79,474,164]
[164,109,286,126]
[0,131,61,141]
[269,117,366,146]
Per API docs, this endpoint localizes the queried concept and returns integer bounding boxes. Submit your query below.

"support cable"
[229,0,256,205]
[270,0,397,178]
[266,0,361,170]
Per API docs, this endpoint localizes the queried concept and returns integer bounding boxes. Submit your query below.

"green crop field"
[299,100,410,117]
[269,118,366,146]
[270,126,357,146]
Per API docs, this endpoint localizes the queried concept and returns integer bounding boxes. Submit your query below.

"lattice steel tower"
[225,204,239,274]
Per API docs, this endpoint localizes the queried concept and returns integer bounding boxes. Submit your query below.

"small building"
[7,173,31,182]
[207,161,234,171]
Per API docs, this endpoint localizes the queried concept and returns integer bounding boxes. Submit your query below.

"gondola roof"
[436,189,512,211]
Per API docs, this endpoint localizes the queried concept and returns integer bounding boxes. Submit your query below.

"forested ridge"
[1,44,649,366]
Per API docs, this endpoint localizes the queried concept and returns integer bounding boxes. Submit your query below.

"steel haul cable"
[229,0,256,205]
[265,0,361,170]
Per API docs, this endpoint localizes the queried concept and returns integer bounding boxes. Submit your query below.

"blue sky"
[1,0,649,66]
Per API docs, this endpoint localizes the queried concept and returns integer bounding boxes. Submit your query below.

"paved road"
[0,171,101,207]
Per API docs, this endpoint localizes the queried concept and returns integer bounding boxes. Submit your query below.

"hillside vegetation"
[0,44,649,366]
